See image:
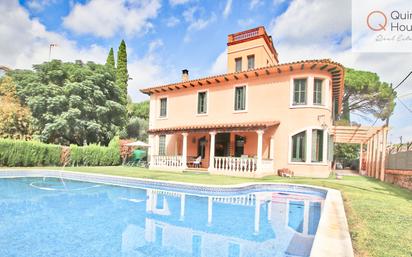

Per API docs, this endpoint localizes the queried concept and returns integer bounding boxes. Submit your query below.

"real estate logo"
[366,10,387,31]
[352,0,412,52]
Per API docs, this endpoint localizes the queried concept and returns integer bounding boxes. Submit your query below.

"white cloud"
[26,0,56,12]
[148,39,163,53]
[182,6,216,42]
[268,0,412,142]
[209,50,227,75]
[127,45,177,102]
[169,0,190,6]
[237,18,255,27]
[63,0,161,38]
[223,0,232,18]
[0,1,169,103]
[187,14,216,31]
[0,1,107,69]
[250,0,263,9]
[270,0,350,46]
[165,16,180,27]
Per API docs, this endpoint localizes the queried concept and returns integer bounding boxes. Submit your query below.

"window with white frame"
[293,79,307,105]
[159,98,167,117]
[247,55,255,70]
[197,91,207,114]
[234,86,246,111]
[313,79,323,105]
[291,131,306,162]
[158,135,166,155]
[235,57,242,72]
[311,129,324,162]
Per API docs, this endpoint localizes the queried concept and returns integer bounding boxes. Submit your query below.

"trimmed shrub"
[69,136,121,166]
[0,139,61,166]
[0,137,121,167]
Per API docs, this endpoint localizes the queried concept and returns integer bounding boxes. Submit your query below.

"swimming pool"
[0,172,328,257]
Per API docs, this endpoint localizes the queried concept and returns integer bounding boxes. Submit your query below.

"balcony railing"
[233,29,259,42]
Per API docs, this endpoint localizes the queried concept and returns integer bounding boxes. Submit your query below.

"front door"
[215,133,230,156]
[234,135,245,157]
[197,137,206,158]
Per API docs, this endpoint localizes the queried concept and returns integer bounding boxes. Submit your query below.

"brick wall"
[385,169,412,191]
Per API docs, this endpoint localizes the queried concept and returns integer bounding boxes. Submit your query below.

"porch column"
[359,143,363,173]
[370,135,375,177]
[365,141,370,176]
[368,138,373,177]
[269,136,275,160]
[182,133,188,169]
[379,128,388,181]
[256,130,264,172]
[208,131,216,171]
[374,132,380,179]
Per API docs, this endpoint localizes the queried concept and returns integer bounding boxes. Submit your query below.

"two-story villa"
[141,27,345,178]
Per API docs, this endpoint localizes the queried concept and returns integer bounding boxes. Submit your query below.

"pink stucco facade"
[141,27,345,178]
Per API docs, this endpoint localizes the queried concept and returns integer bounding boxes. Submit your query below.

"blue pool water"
[0,177,325,257]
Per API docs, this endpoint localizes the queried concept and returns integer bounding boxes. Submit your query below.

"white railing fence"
[151,155,183,169]
[214,157,257,173]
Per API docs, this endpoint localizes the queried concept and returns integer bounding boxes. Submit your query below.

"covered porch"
[148,121,279,177]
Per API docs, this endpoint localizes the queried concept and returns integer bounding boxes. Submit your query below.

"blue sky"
[2,0,412,143]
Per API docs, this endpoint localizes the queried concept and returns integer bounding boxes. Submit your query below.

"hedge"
[0,137,121,167]
[69,136,121,166]
[0,139,61,166]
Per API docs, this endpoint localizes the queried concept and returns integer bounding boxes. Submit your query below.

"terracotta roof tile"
[148,121,280,134]
[140,59,345,112]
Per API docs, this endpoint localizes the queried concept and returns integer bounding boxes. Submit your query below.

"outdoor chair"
[193,156,202,168]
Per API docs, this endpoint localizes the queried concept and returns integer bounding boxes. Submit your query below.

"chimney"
[182,69,189,82]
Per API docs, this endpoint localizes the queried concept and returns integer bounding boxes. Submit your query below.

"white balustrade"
[212,157,274,177]
[151,155,184,169]
[214,157,257,173]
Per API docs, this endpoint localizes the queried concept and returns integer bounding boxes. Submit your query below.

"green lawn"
[12,166,412,257]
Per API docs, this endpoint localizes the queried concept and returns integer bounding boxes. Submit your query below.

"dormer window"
[235,57,242,72]
[247,55,255,70]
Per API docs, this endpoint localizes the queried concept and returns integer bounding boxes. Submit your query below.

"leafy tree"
[334,143,360,167]
[0,76,32,138]
[128,100,149,120]
[10,60,127,146]
[120,99,149,140]
[342,68,396,122]
[105,47,115,69]
[125,117,148,139]
[116,40,128,100]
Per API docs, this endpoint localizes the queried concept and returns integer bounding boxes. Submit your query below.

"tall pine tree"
[116,40,128,101]
[105,47,115,69]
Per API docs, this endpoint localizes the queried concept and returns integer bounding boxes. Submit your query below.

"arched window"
[291,131,306,162]
[312,129,324,162]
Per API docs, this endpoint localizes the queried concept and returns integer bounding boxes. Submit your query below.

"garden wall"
[385,149,412,191]
[384,169,412,191]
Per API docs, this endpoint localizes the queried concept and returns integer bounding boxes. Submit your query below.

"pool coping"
[0,169,354,257]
